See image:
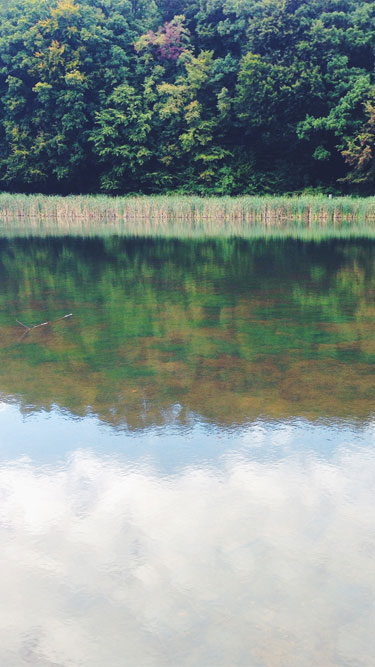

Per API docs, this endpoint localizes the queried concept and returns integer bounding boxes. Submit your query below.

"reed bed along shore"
[1,193,375,237]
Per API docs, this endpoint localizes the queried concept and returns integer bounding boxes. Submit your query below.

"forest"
[1,0,375,195]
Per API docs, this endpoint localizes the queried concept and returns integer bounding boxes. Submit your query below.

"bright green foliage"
[90,83,153,192]
[1,0,375,193]
[341,98,375,186]
[0,0,155,191]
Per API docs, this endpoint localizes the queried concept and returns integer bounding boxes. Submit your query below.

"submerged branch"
[16,319,30,330]
[16,313,72,333]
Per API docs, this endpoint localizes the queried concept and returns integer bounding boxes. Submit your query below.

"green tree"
[341,97,375,188]
[0,0,152,191]
[1,0,375,193]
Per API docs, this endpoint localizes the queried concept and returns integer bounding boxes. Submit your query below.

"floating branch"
[16,313,72,332]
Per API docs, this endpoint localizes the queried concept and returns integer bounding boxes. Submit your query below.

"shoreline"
[2,193,375,238]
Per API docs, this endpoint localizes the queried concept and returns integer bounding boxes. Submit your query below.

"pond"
[0,236,374,666]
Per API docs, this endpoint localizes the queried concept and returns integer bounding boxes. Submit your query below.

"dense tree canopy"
[0,0,375,194]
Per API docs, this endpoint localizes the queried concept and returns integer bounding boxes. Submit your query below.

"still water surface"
[0,237,374,666]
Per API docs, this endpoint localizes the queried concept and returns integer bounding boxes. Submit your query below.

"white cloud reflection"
[0,449,373,666]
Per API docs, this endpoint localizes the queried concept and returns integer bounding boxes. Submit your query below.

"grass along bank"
[1,194,375,237]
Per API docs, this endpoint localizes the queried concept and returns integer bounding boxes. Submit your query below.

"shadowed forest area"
[1,0,375,195]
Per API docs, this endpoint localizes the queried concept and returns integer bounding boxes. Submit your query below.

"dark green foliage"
[0,0,375,194]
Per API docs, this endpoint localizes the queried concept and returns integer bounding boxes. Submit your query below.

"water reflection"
[1,236,375,665]
[0,448,373,666]
[1,237,375,425]
[0,399,373,468]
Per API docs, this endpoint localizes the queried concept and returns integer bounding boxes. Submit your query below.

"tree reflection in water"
[0,237,375,427]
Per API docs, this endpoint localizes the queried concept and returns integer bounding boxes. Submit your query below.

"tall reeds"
[1,193,375,237]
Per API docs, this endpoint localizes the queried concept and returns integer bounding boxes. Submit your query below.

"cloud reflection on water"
[0,448,373,666]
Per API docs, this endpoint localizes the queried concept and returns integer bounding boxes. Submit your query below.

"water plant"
[1,194,375,238]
